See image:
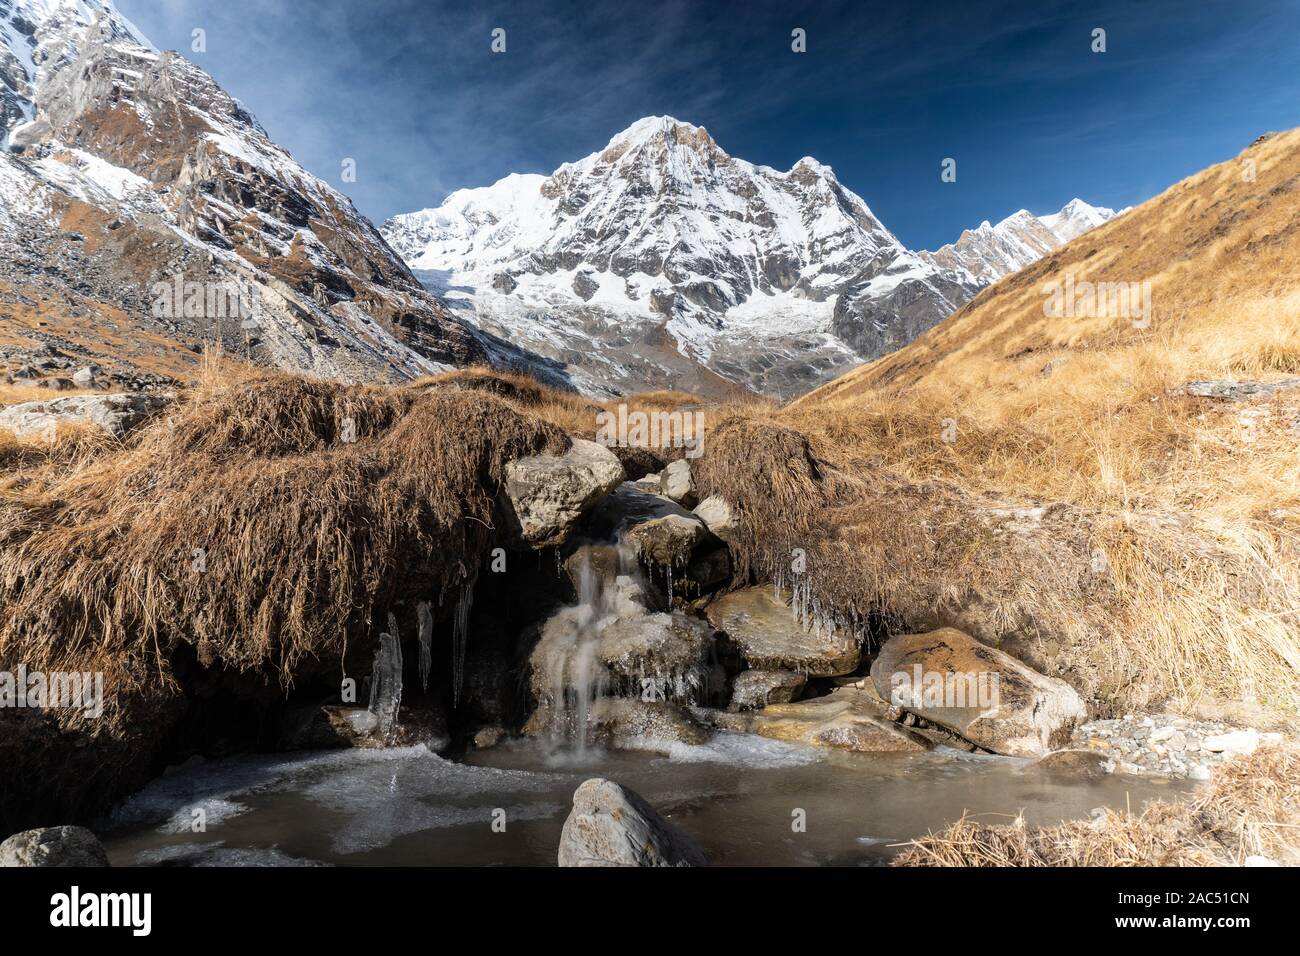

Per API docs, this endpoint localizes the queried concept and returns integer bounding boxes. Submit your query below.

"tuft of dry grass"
[894,744,1300,866]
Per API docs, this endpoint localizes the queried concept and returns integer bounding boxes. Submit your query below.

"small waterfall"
[417,601,433,693]
[368,621,404,744]
[534,542,644,753]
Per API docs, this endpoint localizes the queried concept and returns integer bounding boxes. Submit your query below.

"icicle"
[368,623,403,744]
[417,601,433,693]
[451,571,478,707]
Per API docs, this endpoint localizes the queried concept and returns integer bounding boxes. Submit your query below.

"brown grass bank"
[894,744,1300,866]
[0,371,570,828]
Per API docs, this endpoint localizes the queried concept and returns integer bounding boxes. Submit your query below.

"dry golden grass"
[0,382,103,407]
[0,372,568,720]
[780,128,1300,717]
[894,744,1300,866]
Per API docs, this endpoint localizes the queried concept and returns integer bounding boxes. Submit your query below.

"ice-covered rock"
[624,512,708,568]
[728,669,807,711]
[706,586,861,677]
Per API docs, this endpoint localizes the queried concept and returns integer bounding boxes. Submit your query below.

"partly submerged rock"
[1030,749,1114,777]
[589,698,711,751]
[729,669,807,711]
[870,627,1086,757]
[277,703,449,751]
[558,778,707,867]
[706,587,861,677]
[502,438,625,547]
[713,686,930,753]
[0,392,170,440]
[0,826,110,867]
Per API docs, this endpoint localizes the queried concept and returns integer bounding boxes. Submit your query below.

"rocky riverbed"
[1071,716,1283,780]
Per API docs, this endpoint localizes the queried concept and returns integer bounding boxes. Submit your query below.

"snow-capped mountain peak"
[382,116,1122,398]
[1039,197,1120,242]
[2,0,483,387]
[923,199,1122,286]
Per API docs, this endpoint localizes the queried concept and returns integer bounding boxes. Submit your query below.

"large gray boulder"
[502,439,625,547]
[870,627,1087,757]
[0,393,170,440]
[706,586,861,677]
[558,778,707,867]
[0,826,110,867]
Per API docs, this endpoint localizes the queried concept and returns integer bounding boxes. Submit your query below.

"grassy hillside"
[785,128,1300,718]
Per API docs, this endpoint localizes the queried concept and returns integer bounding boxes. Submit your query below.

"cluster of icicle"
[771,568,871,647]
[364,568,479,746]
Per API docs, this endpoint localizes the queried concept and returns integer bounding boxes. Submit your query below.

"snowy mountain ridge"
[385,116,1121,397]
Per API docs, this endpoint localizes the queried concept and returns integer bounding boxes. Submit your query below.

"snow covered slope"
[1,0,149,149]
[1,0,484,388]
[386,117,1121,398]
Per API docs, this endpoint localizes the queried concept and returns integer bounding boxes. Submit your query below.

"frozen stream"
[101,735,1191,866]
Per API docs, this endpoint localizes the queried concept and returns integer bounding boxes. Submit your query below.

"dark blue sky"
[118,0,1300,249]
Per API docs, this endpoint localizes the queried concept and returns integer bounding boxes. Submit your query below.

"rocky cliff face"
[386,116,1120,398]
[1,0,483,388]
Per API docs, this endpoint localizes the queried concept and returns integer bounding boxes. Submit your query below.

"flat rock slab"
[728,686,930,753]
[583,482,693,539]
[870,627,1086,757]
[1184,378,1300,400]
[0,392,170,440]
[707,587,861,677]
[558,778,707,867]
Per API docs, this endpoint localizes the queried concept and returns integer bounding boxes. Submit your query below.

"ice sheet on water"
[133,843,327,867]
[666,730,823,768]
[156,797,248,834]
[112,745,575,856]
[110,745,432,829]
